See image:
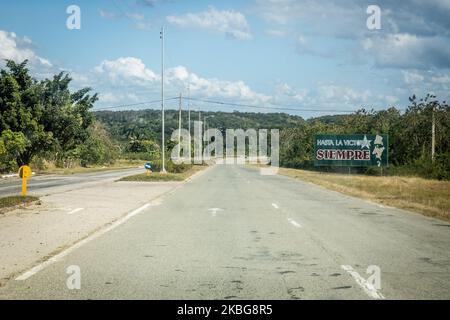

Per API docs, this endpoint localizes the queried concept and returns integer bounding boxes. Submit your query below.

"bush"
[0,130,28,173]
[150,160,192,173]
[78,122,120,167]
[388,154,450,180]
[122,152,155,161]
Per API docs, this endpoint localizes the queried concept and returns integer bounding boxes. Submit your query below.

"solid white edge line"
[341,265,385,299]
[15,202,152,281]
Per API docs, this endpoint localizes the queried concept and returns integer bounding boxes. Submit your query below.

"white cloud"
[99,10,118,20]
[273,81,383,112]
[276,83,308,102]
[91,58,270,106]
[0,30,52,67]
[167,65,271,103]
[167,65,189,81]
[254,0,366,38]
[402,70,424,84]
[362,33,450,69]
[381,95,399,105]
[431,74,450,84]
[98,92,140,104]
[255,1,450,70]
[167,6,252,40]
[94,57,158,84]
[255,0,450,38]
[317,85,371,104]
[99,92,121,104]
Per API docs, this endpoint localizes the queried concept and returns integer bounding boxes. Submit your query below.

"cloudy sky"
[1,0,449,117]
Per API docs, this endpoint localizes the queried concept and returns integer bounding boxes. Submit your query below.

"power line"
[94,96,406,114]
[94,97,178,111]
[184,97,362,113]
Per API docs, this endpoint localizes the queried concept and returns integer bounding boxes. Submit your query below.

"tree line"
[280,96,450,180]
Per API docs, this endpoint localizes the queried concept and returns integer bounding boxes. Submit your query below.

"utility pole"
[204,115,214,142]
[432,103,436,163]
[178,93,182,159]
[160,26,166,173]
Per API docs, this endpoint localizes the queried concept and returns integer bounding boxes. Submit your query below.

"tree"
[0,60,97,168]
[0,130,28,172]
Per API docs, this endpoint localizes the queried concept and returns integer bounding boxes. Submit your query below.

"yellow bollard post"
[18,165,32,197]
[22,177,27,197]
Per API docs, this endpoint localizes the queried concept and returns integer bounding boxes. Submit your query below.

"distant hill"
[94,109,305,143]
[309,114,347,125]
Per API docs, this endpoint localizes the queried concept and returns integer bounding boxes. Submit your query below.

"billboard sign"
[314,134,388,167]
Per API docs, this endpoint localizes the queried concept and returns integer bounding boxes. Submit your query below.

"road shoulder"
[0,178,185,286]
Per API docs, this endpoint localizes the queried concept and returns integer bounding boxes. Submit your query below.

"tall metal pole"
[160,26,166,173]
[432,103,436,163]
[203,116,207,140]
[188,85,191,159]
[178,93,182,159]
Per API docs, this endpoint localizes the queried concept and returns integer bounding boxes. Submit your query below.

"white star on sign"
[360,135,372,149]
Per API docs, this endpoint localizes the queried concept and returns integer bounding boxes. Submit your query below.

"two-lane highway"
[1,164,449,299]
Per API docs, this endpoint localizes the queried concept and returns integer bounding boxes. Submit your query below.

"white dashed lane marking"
[287,218,302,228]
[67,208,84,215]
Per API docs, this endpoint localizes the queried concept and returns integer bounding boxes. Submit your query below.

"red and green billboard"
[314,134,388,167]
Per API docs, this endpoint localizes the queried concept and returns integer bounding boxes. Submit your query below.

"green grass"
[0,196,39,211]
[34,159,143,175]
[119,165,206,182]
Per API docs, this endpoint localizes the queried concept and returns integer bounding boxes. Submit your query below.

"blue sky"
[1,0,450,117]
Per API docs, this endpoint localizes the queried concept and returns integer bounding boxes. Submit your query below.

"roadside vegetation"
[34,159,143,175]
[280,95,450,180]
[119,161,206,182]
[0,60,116,173]
[0,195,39,213]
[277,167,450,221]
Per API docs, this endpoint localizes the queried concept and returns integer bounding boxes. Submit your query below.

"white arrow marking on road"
[208,208,224,217]
[341,265,385,299]
[271,203,279,209]
[287,218,302,228]
[67,208,84,215]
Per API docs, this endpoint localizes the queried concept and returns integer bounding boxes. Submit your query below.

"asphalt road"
[1,164,449,299]
[0,167,143,197]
